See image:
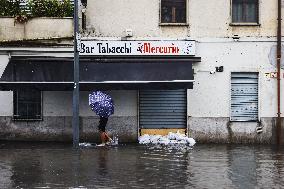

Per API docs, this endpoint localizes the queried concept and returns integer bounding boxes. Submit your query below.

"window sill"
[229,120,259,122]
[159,23,189,27]
[229,23,261,27]
[13,117,43,121]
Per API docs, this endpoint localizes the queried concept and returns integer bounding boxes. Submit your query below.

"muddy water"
[0,142,284,189]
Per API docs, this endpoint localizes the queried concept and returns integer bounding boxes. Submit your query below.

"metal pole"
[276,0,282,145]
[72,0,80,148]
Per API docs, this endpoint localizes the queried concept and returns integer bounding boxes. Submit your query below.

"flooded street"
[0,143,284,189]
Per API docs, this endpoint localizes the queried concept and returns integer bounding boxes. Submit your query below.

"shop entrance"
[139,90,187,136]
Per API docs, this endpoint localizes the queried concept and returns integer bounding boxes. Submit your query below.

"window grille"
[13,90,42,120]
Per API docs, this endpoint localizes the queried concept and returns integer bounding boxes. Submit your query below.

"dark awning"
[0,56,200,90]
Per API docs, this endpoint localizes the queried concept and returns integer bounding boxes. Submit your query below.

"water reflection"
[227,145,257,189]
[97,148,109,177]
[186,145,232,188]
[0,142,284,188]
[272,147,284,187]
[11,153,44,188]
[0,159,12,188]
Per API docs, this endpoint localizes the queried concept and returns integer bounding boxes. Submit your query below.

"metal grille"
[231,73,258,121]
[139,90,187,129]
[13,90,42,120]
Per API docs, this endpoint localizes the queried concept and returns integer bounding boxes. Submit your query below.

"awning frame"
[0,55,200,90]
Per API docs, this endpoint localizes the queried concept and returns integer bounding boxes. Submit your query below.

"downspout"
[277,0,282,145]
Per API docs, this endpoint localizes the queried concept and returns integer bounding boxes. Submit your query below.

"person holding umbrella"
[89,91,114,146]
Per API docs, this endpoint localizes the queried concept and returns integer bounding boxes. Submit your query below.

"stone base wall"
[188,117,284,144]
[0,116,138,143]
[2,116,283,144]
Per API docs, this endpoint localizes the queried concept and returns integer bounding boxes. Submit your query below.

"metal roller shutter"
[139,90,187,129]
[231,73,259,121]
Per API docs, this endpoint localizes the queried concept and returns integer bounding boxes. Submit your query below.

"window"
[161,0,187,24]
[231,73,258,121]
[232,0,259,23]
[13,90,42,120]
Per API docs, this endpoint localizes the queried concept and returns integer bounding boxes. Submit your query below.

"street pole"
[72,0,80,148]
[277,0,282,145]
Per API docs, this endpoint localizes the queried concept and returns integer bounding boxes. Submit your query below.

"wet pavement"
[0,142,284,189]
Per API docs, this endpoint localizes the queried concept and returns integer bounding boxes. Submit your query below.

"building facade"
[0,0,283,144]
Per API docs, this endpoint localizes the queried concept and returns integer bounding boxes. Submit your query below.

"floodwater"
[0,143,284,189]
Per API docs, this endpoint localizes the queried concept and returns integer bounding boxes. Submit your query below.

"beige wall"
[0,1,280,40]
[0,91,13,116]
[85,0,280,38]
[0,17,73,42]
[190,0,278,38]
[188,41,282,118]
[43,91,138,117]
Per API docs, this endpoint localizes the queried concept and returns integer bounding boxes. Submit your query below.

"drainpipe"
[276,0,282,145]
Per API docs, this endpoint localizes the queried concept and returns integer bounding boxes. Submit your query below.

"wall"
[190,0,278,38]
[0,91,138,143]
[85,0,282,38]
[0,0,279,40]
[1,0,284,143]
[187,40,284,143]
[43,91,137,117]
[0,55,9,79]
[0,91,13,116]
[0,17,73,42]
[0,54,9,117]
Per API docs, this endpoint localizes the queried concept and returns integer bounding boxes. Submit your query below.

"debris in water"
[138,131,196,146]
[79,143,93,147]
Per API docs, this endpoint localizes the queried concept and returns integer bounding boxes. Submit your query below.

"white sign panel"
[80,41,195,56]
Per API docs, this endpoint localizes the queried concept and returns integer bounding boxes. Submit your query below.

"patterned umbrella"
[89,91,114,118]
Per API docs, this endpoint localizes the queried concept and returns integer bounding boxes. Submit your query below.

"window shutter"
[231,73,259,121]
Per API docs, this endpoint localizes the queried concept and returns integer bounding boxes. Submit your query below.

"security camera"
[210,70,216,74]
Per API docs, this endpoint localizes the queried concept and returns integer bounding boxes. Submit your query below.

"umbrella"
[89,91,114,118]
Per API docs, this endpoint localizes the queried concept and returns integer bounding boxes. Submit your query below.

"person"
[89,90,114,146]
[98,116,113,146]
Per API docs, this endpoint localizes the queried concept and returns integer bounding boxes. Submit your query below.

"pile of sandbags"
[139,131,196,146]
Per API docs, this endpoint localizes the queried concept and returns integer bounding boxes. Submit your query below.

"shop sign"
[80,41,195,56]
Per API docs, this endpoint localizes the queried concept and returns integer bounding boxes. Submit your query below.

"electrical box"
[215,66,224,72]
[125,29,133,37]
